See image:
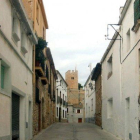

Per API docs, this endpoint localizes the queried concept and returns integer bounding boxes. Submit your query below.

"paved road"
[33,123,120,140]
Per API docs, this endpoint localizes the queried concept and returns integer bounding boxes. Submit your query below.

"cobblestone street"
[33,123,120,140]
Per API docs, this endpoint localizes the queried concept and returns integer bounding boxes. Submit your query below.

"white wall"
[84,77,95,123]
[67,105,84,123]
[56,71,68,121]
[102,0,140,139]
[0,0,34,139]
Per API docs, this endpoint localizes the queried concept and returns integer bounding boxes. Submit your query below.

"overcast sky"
[43,0,126,85]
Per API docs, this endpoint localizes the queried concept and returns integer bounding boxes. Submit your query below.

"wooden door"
[78,118,82,123]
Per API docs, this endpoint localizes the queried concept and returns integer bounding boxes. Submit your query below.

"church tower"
[65,70,78,89]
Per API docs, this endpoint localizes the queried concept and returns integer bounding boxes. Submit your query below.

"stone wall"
[65,70,78,89]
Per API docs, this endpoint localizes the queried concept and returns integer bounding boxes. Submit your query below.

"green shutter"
[134,0,140,24]
[1,65,4,89]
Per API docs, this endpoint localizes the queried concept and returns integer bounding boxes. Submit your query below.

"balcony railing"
[35,38,47,77]
[57,96,60,104]
[63,100,65,106]
[60,98,62,104]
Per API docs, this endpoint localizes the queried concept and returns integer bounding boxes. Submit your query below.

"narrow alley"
[33,123,120,140]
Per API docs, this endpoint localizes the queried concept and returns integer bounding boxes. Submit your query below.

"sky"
[43,0,126,86]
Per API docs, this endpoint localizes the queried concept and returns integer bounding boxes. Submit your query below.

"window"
[0,59,11,96]
[77,109,80,113]
[71,77,74,80]
[57,107,58,117]
[134,0,140,25]
[65,111,67,118]
[91,99,93,111]
[63,110,64,118]
[126,29,130,52]
[21,29,28,55]
[12,14,20,42]
[107,98,113,118]
[107,55,113,79]
[1,65,5,89]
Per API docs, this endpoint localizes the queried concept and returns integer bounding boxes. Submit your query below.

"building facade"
[65,69,85,123]
[56,70,68,123]
[67,104,84,123]
[22,0,57,136]
[101,0,140,139]
[65,70,85,105]
[84,73,95,123]
[91,63,102,127]
[0,0,37,140]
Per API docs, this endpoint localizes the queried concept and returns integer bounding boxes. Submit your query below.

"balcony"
[57,96,60,104]
[35,38,47,77]
[63,100,65,106]
[51,94,55,102]
[60,98,62,104]
[41,77,48,85]
[35,60,45,77]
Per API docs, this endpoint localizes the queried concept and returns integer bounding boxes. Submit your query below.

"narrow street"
[33,123,120,140]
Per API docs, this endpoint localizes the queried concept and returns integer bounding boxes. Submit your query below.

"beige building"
[65,70,85,123]
[0,0,37,140]
[65,70,85,105]
[22,0,57,136]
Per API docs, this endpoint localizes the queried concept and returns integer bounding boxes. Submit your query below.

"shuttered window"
[1,65,4,89]
[134,0,140,24]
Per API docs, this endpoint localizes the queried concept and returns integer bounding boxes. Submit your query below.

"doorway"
[12,93,20,140]
[59,107,61,122]
[78,118,82,123]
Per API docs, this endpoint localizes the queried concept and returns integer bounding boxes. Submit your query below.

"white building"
[84,73,95,123]
[67,103,84,123]
[101,0,140,139]
[56,70,68,122]
[0,0,37,140]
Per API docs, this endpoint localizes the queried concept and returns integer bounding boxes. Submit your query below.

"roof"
[118,0,132,25]
[56,70,68,86]
[46,48,57,79]
[100,32,119,63]
[73,103,83,108]
[101,0,131,63]
[91,63,101,81]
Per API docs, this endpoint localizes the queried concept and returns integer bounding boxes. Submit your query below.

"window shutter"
[1,65,4,89]
[134,0,140,24]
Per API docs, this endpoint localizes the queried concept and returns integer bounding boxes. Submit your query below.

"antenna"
[75,64,77,71]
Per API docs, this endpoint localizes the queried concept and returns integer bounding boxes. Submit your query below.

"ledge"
[132,19,140,33]
[35,66,44,77]
[41,77,48,85]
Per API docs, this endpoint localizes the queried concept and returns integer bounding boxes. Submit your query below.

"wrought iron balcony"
[35,38,47,77]
[60,98,62,104]
[57,96,60,104]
